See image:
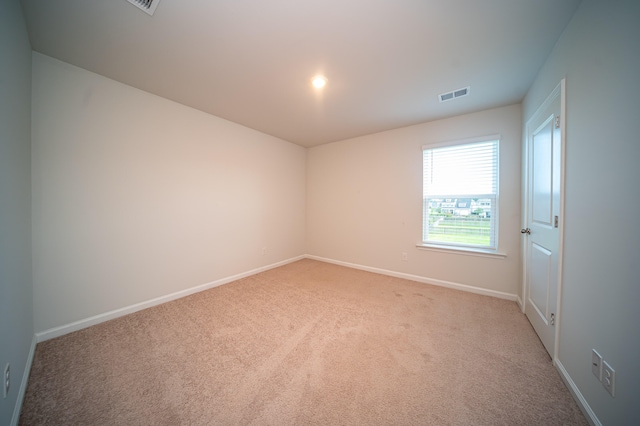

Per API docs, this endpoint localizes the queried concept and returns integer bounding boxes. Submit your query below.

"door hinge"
[554,215,559,228]
[555,115,561,129]
[550,313,556,326]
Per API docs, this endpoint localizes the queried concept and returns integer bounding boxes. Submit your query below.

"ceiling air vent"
[439,86,470,103]
[127,0,160,16]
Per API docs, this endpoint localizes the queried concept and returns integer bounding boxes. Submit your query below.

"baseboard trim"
[555,359,601,426]
[11,335,37,426]
[516,295,524,311]
[305,255,517,301]
[35,255,305,342]
[34,254,517,342]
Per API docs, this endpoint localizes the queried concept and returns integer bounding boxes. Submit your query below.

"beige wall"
[307,104,522,297]
[31,53,307,333]
[522,0,640,423]
[0,0,33,423]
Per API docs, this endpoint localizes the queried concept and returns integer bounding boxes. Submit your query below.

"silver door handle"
[520,228,531,235]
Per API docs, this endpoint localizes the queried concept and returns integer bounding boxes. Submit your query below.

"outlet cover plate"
[3,363,9,398]
[602,360,615,397]
[591,349,602,380]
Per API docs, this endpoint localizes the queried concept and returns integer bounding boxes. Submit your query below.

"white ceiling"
[20,0,581,147]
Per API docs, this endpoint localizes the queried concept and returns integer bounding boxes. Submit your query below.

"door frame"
[521,79,566,363]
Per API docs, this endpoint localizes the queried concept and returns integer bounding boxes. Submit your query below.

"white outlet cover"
[3,363,8,398]
[591,349,602,380]
[602,360,615,397]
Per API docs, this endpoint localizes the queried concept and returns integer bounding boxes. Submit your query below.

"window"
[422,136,499,251]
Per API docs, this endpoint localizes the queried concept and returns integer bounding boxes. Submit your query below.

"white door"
[523,81,564,358]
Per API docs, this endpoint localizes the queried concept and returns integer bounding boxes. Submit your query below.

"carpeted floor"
[20,259,588,425]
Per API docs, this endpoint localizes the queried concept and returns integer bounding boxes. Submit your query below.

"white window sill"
[416,243,507,259]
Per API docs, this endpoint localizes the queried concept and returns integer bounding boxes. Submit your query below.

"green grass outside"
[428,233,490,245]
[426,216,491,246]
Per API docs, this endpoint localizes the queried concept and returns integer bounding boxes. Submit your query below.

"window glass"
[422,138,499,250]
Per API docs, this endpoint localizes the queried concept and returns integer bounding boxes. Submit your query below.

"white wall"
[307,104,522,297]
[31,53,307,333]
[0,0,33,424]
[523,1,640,423]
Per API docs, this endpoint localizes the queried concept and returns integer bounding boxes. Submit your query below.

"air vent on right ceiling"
[439,86,470,103]
[127,0,160,16]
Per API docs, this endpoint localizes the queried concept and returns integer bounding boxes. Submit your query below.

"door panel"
[524,81,563,358]
[529,243,551,325]
[532,122,553,226]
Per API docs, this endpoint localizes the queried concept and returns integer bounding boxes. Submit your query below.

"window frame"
[420,135,501,255]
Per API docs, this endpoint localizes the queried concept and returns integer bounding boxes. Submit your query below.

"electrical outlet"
[262,247,267,256]
[592,349,602,380]
[401,252,408,261]
[602,360,615,397]
[3,363,9,398]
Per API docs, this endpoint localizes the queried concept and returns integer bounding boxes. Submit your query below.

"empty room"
[1,0,639,424]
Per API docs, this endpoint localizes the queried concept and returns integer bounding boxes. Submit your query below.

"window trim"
[421,134,501,152]
[421,134,501,254]
[416,243,507,259]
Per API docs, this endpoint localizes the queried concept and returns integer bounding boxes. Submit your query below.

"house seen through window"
[422,137,499,250]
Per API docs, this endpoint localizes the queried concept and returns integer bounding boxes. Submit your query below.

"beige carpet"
[20,259,587,425]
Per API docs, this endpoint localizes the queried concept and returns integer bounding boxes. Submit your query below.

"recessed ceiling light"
[312,76,327,89]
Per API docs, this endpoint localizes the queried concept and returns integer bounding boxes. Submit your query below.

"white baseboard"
[305,255,518,301]
[34,253,517,342]
[516,295,524,311]
[11,335,37,426]
[35,255,305,342]
[26,254,595,426]
[555,359,600,426]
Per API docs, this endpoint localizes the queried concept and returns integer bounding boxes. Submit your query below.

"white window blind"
[422,138,499,250]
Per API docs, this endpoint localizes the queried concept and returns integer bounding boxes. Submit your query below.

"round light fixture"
[312,76,327,89]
